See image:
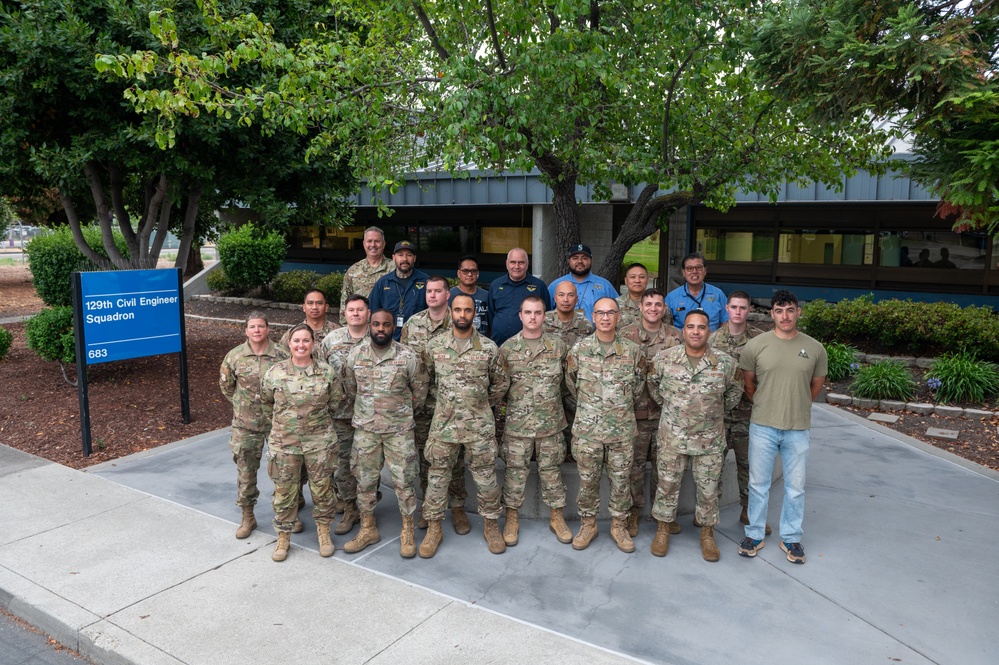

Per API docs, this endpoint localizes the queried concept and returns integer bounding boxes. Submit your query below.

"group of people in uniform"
[220,227,827,565]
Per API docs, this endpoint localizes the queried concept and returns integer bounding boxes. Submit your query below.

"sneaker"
[738,537,765,558]
[781,541,805,564]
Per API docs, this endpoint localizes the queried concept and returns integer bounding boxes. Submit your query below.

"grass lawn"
[623,235,660,274]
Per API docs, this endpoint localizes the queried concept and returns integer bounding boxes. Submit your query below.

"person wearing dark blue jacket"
[368,241,429,340]
[487,247,551,346]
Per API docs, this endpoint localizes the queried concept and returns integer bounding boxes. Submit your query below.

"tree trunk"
[595,185,699,283]
[184,241,204,279]
[174,186,203,275]
[59,188,105,266]
[84,161,131,269]
[550,177,581,277]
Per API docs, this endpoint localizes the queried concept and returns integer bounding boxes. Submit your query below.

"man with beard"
[369,240,428,340]
[450,255,490,336]
[342,310,429,558]
[419,294,510,558]
[548,244,618,322]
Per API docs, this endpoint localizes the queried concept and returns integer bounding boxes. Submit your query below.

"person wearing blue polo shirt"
[368,240,429,340]
[665,252,728,332]
[547,244,618,322]
[487,247,550,346]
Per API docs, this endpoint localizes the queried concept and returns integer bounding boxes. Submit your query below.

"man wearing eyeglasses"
[565,297,646,554]
[665,252,728,332]
[450,255,490,337]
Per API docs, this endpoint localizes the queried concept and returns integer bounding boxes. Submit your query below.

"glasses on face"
[593,310,619,319]
[458,269,479,275]
[684,265,705,272]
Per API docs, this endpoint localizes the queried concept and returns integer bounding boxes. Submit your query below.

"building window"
[777,231,874,265]
[696,229,774,262]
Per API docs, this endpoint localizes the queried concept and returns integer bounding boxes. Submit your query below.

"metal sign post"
[72,268,190,457]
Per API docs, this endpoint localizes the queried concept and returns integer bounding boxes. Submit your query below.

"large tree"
[752,0,999,232]
[0,0,352,274]
[109,0,890,280]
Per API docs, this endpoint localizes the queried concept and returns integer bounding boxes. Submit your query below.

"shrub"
[824,341,860,382]
[25,307,76,364]
[25,226,129,307]
[0,325,13,361]
[216,223,287,291]
[924,354,999,404]
[206,266,241,296]
[315,272,344,306]
[851,359,916,401]
[270,270,321,304]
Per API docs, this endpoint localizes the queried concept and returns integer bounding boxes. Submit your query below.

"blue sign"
[78,269,183,365]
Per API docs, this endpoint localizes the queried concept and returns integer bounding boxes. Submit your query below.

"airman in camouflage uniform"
[338,226,395,324]
[279,288,341,356]
[219,313,289,539]
[261,323,343,561]
[565,297,646,554]
[708,290,765,527]
[418,294,511,558]
[616,262,649,330]
[400,277,468,531]
[498,296,572,546]
[619,288,682,538]
[647,309,743,561]
[342,310,429,558]
[319,294,371,536]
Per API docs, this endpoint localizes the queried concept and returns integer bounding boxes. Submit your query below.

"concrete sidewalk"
[1,404,997,665]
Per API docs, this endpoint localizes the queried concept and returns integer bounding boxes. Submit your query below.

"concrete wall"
[535,203,617,285]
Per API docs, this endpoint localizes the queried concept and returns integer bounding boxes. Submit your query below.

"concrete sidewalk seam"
[359,601,452,665]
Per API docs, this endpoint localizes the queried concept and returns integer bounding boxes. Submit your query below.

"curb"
[826,392,999,420]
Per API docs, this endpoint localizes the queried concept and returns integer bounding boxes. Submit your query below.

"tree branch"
[58,187,105,266]
[411,2,450,61]
[485,0,507,71]
[83,161,130,268]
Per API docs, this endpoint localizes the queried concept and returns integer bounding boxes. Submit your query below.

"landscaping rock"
[895,356,916,367]
[934,405,964,418]
[907,403,935,415]
[826,393,852,406]
[853,397,880,409]
[866,354,889,364]
[880,400,907,411]
[853,352,867,363]
[914,357,935,369]
[962,409,994,420]
[926,427,959,440]
[868,413,900,424]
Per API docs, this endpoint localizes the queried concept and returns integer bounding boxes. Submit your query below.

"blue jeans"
[746,424,809,542]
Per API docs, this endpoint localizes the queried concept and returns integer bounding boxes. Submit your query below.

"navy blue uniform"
[369,270,430,339]
[487,274,551,346]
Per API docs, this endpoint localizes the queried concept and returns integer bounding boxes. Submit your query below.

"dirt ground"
[2,264,998,471]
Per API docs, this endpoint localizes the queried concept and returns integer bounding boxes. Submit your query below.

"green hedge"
[25,226,129,307]
[800,295,999,361]
[269,270,344,305]
[216,223,287,291]
[25,307,76,364]
[0,326,12,361]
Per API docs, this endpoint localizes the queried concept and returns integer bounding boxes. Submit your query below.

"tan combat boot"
[344,513,381,553]
[272,531,291,562]
[317,522,335,557]
[484,518,506,554]
[627,506,640,538]
[700,526,720,562]
[668,520,682,534]
[610,516,636,553]
[549,507,572,544]
[335,502,360,535]
[400,515,417,559]
[451,506,472,535]
[419,520,443,558]
[417,512,428,529]
[572,516,598,551]
[650,520,670,557]
[334,499,345,515]
[503,508,519,547]
[235,505,257,539]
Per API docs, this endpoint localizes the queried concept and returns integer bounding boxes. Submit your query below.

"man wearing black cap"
[368,240,429,340]
[548,244,618,322]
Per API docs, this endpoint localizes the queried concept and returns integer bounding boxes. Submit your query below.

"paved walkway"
[1,404,997,665]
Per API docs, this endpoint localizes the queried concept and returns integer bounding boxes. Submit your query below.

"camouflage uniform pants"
[501,433,567,510]
[629,418,659,508]
[572,437,633,519]
[352,429,419,516]
[267,447,337,533]
[651,445,723,526]
[332,419,357,504]
[423,435,501,522]
[562,410,576,463]
[229,428,266,507]
[415,410,467,508]
[721,420,750,507]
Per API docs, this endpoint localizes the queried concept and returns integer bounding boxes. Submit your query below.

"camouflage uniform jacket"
[400,308,451,413]
[564,334,645,443]
[424,329,510,443]
[219,340,289,432]
[708,322,764,422]
[619,322,683,420]
[260,359,344,454]
[499,332,568,438]
[339,255,395,324]
[279,320,341,359]
[616,295,643,330]
[543,309,595,350]
[319,327,370,419]
[343,340,429,434]
[647,345,743,455]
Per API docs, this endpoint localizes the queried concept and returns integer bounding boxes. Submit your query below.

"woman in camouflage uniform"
[261,323,343,562]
